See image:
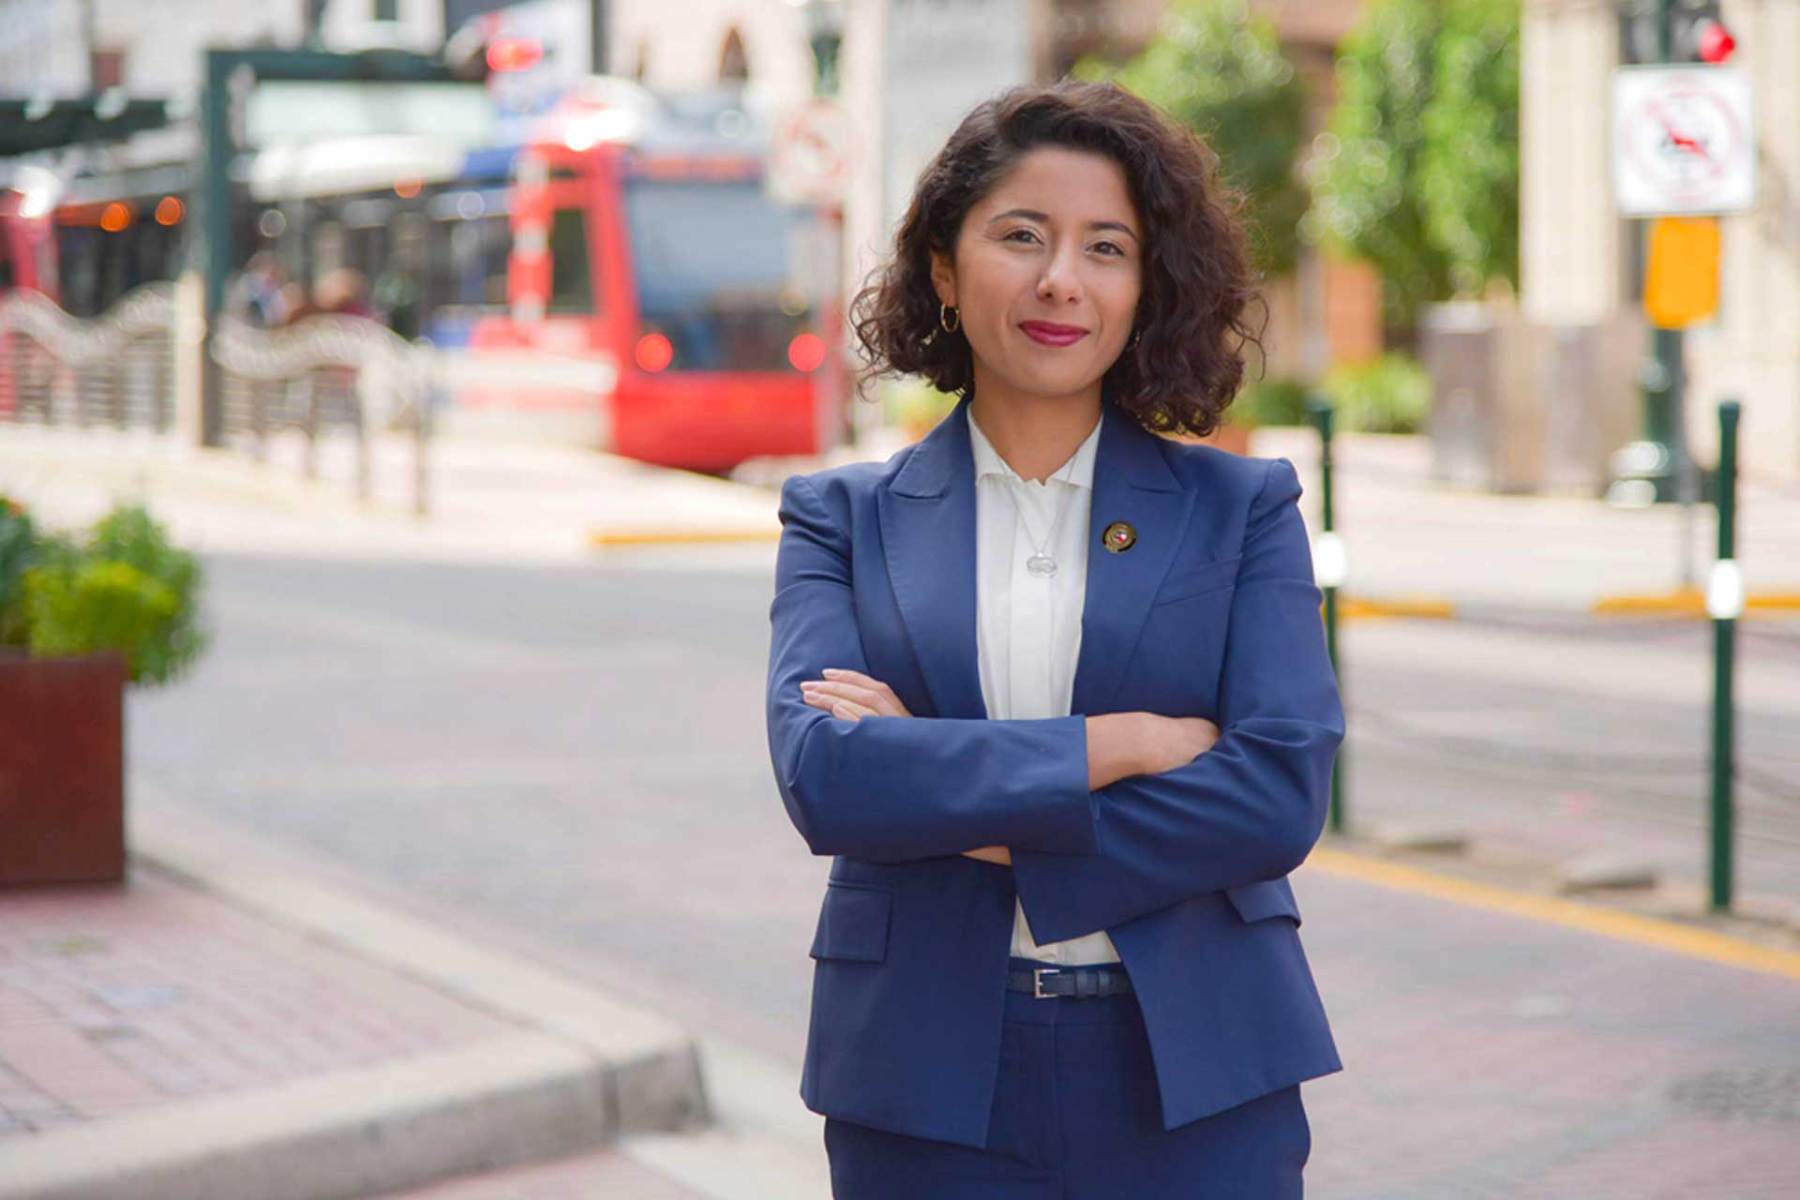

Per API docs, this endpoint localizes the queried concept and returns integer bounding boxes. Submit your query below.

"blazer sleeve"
[1009,457,1345,942]
[766,472,1098,860]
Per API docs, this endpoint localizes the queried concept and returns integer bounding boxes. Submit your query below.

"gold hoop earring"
[939,303,961,333]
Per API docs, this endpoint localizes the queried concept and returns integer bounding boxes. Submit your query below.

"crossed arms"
[764,460,1344,941]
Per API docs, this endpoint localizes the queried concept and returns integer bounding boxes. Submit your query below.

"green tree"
[1420,0,1520,299]
[1310,0,1520,329]
[1309,0,1449,330]
[1073,0,1309,277]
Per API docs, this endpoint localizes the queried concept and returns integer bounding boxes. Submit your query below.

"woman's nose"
[1038,254,1082,304]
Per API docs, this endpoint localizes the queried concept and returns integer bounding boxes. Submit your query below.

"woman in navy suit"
[767,79,1343,1197]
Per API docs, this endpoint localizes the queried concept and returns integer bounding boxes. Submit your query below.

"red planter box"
[0,650,127,887]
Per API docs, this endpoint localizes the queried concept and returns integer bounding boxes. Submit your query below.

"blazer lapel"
[878,395,987,719]
[878,394,1195,721]
[1070,402,1195,715]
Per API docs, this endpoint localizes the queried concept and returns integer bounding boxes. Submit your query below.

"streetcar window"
[622,178,818,372]
[548,207,593,313]
[0,235,13,291]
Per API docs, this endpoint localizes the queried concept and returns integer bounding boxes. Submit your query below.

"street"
[118,546,1800,1197]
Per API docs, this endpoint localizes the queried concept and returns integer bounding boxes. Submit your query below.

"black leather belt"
[1007,964,1134,999]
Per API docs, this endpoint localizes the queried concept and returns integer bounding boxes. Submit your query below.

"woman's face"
[930,145,1144,404]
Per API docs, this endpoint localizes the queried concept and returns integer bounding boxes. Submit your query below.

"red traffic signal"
[1696,18,1736,64]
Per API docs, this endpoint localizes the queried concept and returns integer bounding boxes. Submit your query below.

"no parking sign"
[1612,65,1755,216]
[768,97,850,207]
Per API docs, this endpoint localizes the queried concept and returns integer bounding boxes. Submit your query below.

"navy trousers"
[823,957,1309,1198]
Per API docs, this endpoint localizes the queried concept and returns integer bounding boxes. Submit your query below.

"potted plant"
[0,497,207,887]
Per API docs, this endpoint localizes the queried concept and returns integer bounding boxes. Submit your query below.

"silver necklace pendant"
[1026,553,1058,577]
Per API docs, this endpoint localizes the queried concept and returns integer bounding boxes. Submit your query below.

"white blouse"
[966,405,1122,966]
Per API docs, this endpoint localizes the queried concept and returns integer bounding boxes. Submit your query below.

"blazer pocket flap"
[808,882,893,962]
[1224,877,1302,927]
[1154,555,1243,606]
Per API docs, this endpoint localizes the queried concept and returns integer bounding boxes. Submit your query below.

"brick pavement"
[0,863,510,1138]
[0,840,714,1199]
[1293,865,1800,1200]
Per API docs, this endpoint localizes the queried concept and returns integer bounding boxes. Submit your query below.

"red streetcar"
[463,79,845,472]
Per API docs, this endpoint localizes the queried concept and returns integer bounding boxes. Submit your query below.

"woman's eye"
[1005,229,1125,257]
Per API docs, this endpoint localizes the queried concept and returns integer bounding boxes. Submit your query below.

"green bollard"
[1306,394,1347,835]
[1708,400,1741,912]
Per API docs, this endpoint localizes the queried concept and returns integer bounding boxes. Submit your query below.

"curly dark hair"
[848,78,1268,438]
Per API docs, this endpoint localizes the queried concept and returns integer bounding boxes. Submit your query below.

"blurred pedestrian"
[371,238,423,342]
[286,267,371,323]
[766,79,1342,1197]
[228,251,290,328]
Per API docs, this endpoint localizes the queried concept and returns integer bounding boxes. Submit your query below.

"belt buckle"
[1032,967,1059,999]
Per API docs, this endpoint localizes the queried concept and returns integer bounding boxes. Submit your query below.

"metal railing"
[0,284,178,431]
[0,286,435,515]
[210,312,434,514]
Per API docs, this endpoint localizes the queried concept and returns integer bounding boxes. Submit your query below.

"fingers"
[823,668,909,715]
[802,679,885,711]
[799,668,912,718]
[806,692,877,721]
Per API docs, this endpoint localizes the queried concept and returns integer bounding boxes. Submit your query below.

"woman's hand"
[799,667,913,720]
[799,669,1006,865]
[1133,714,1222,776]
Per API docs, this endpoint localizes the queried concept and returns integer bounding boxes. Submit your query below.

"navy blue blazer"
[765,393,1344,1149]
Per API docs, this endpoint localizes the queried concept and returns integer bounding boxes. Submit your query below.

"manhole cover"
[1667,1066,1800,1122]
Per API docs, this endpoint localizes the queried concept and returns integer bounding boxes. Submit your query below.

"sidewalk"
[1252,425,1800,614]
[7,420,1800,613]
[0,797,712,1200]
[0,425,783,568]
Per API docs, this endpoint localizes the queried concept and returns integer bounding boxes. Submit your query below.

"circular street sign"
[1612,66,1755,216]
[770,97,850,206]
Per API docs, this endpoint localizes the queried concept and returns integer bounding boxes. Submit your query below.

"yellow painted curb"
[1593,587,1800,617]
[589,528,780,547]
[1303,844,1800,981]
[1335,596,1457,621]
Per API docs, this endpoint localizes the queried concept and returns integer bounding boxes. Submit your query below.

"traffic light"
[1694,17,1735,63]
[1618,1,1737,66]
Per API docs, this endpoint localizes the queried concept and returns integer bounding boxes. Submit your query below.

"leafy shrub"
[1320,352,1431,434]
[0,498,206,686]
[0,497,39,647]
[887,377,960,432]
[23,560,180,680]
[1231,376,1311,428]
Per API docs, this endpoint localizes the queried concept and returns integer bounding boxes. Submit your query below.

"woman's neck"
[967,376,1103,485]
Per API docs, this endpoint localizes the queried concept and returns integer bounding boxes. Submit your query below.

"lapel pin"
[1101,521,1137,553]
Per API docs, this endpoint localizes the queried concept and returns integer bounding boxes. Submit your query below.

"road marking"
[591,528,780,547]
[1304,845,1800,981]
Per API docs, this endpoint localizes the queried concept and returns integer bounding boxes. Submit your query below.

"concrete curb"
[0,796,712,1200]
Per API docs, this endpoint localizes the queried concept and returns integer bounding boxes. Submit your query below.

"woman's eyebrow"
[986,207,1139,243]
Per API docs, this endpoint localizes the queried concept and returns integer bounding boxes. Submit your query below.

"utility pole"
[590,1,608,74]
